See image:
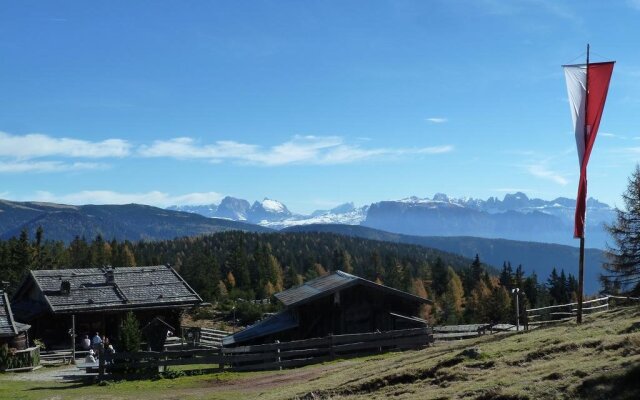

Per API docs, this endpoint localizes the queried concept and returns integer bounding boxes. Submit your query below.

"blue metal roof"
[222,310,298,346]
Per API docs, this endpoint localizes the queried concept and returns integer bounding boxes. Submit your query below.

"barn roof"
[13,265,201,315]
[223,271,432,346]
[222,310,298,346]
[1,291,29,338]
[274,270,432,307]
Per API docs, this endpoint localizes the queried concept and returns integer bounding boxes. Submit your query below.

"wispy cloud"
[31,190,224,207]
[0,131,131,159]
[527,163,569,185]
[0,131,453,173]
[426,117,448,124]
[139,135,453,166]
[0,161,107,173]
[628,0,640,10]
[601,132,627,139]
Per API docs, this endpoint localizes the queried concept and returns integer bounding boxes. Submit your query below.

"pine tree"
[523,272,539,307]
[441,267,464,324]
[463,254,484,294]
[486,286,512,324]
[120,311,142,353]
[465,279,491,323]
[605,165,640,293]
[499,262,513,290]
[431,257,448,297]
[69,236,90,267]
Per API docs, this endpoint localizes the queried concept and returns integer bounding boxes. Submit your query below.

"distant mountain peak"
[433,193,450,202]
[259,198,288,214]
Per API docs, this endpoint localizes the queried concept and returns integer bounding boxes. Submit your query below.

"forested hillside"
[284,224,605,293]
[0,200,271,242]
[0,229,584,325]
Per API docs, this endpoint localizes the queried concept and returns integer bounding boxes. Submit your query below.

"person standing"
[92,332,103,349]
[81,335,91,351]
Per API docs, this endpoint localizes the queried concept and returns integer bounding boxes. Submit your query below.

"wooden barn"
[0,290,30,350]
[10,265,201,349]
[223,270,432,347]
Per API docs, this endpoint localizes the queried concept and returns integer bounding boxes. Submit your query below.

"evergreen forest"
[0,228,583,325]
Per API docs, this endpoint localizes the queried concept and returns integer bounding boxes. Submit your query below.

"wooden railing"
[179,327,231,349]
[433,324,491,340]
[1,346,41,372]
[99,327,432,376]
[526,296,611,326]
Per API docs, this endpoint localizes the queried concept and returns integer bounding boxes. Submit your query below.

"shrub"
[120,311,142,353]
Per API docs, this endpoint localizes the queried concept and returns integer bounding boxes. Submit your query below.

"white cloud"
[527,164,569,185]
[0,160,106,173]
[426,117,448,124]
[0,131,453,173]
[139,135,453,166]
[0,131,131,159]
[31,190,224,207]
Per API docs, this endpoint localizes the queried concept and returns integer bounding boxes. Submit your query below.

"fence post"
[329,334,335,360]
[218,347,224,371]
[275,340,281,370]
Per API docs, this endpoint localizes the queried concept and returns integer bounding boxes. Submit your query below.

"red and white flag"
[563,61,614,239]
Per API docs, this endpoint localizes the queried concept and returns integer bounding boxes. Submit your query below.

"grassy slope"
[2,306,639,400]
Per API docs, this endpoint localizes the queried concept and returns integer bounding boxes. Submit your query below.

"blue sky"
[1,0,640,213]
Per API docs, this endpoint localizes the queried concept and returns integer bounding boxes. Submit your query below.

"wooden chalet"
[223,270,432,347]
[11,265,201,348]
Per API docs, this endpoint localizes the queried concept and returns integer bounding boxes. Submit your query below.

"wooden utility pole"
[577,44,589,325]
[71,314,76,364]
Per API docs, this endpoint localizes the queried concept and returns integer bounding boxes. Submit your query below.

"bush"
[234,301,263,325]
[0,344,39,371]
[120,311,142,353]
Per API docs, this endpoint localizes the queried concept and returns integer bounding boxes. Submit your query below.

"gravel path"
[4,364,96,382]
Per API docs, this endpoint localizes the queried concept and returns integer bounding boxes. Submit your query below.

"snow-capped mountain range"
[168,197,367,228]
[168,192,616,248]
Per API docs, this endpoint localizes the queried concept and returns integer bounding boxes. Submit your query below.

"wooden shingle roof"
[17,265,201,314]
[1,290,29,337]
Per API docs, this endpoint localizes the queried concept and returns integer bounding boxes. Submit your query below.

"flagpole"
[577,43,589,325]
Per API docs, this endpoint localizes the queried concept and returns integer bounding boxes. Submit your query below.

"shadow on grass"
[28,379,95,391]
[576,363,640,400]
[619,321,640,334]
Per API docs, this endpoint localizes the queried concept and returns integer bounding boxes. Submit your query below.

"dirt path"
[215,362,351,392]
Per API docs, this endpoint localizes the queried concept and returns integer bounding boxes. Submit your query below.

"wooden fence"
[1,346,41,372]
[432,323,521,341]
[99,326,432,376]
[178,327,230,349]
[525,295,640,327]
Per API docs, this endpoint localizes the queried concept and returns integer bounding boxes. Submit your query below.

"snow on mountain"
[249,198,292,223]
[261,199,287,213]
[215,196,251,221]
[163,192,615,247]
[259,205,369,229]
[167,204,218,218]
